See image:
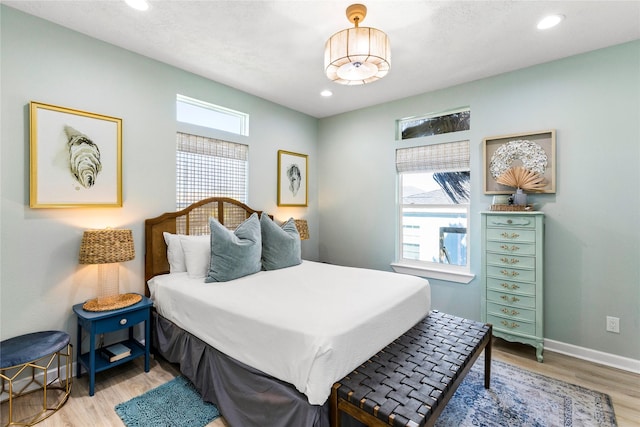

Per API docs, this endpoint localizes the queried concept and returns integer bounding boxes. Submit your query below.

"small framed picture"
[277,150,308,207]
[30,101,122,208]
[483,130,556,194]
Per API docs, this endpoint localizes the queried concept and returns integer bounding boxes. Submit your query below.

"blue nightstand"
[73,295,152,396]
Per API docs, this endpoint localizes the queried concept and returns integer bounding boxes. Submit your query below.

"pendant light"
[324,4,391,85]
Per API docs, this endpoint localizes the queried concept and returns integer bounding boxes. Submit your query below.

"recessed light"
[537,14,564,30]
[320,90,333,97]
[125,0,149,11]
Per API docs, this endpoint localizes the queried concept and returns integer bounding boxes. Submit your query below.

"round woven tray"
[82,293,142,312]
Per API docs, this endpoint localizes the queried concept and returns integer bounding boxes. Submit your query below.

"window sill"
[390,262,475,284]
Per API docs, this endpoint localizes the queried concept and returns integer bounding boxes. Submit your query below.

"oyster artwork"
[64,125,102,188]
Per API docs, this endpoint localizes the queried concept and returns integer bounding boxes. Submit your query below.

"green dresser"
[481,211,544,362]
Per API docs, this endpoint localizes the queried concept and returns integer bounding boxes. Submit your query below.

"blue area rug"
[435,358,617,427]
[115,376,220,427]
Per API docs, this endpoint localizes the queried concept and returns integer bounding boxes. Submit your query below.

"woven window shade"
[176,132,248,211]
[396,140,470,173]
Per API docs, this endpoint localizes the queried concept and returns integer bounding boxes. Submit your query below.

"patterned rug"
[435,358,617,426]
[115,376,220,427]
[115,360,616,427]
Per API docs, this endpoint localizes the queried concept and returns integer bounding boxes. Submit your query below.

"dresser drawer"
[482,212,544,361]
[94,308,148,334]
[487,314,536,336]
[487,302,536,323]
[487,252,535,269]
[487,278,536,296]
[487,290,536,309]
[486,215,536,228]
[486,240,536,256]
[486,228,536,243]
[486,265,535,282]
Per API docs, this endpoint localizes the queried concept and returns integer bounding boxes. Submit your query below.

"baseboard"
[544,338,640,374]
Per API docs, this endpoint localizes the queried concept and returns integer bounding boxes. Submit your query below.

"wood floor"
[3,338,638,426]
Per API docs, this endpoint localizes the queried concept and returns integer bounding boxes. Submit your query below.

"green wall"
[2,5,638,364]
[0,6,319,346]
[318,41,640,360]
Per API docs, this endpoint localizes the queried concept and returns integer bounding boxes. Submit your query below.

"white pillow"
[163,232,187,273]
[179,234,211,279]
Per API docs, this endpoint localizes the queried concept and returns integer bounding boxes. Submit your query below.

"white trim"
[390,262,475,284]
[545,338,640,374]
[176,94,249,136]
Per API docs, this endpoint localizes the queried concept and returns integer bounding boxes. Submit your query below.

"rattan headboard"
[144,197,266,296]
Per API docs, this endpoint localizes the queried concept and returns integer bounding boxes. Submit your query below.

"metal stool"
[0,331,72,427]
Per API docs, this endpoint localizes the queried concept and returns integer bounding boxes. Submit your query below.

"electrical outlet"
[606,316,620,333]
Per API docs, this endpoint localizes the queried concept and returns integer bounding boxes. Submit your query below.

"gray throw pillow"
[205,213,262,282]
[260,213,301,270]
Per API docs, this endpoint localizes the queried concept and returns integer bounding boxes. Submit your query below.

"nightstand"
[73,295,152,396]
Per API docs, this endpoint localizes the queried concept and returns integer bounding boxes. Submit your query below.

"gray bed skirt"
[152,311,330,427]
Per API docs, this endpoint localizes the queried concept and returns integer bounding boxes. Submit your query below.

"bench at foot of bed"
[330,310,492,427]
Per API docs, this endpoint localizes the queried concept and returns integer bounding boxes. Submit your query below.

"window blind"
[396,140,470,173]
[176,132,248,210]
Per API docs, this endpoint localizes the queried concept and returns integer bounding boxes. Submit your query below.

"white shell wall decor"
[65,125,102,188]
[489,139,548,180]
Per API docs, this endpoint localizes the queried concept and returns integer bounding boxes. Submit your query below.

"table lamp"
[79,228,141,311]
[294,219,310,240]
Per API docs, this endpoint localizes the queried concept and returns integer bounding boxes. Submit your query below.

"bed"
[145,198,431,427]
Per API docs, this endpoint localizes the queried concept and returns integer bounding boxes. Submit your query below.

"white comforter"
[148,260,430,405]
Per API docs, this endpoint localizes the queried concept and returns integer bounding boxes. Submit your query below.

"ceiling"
[4,1,640,118]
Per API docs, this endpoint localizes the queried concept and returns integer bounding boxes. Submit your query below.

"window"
[177,94,249,136]
[176,132,248,210]
[392,140,473,283]
[397,107,470,140]
[175,95,249,211]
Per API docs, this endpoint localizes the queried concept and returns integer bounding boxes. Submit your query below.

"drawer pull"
[501,308,520,316]
[500,295,520,303]
[500,244,520,252]
[119,318,128,326]
[501,320,520,329]
[500,257,520,265]
[500,283,520,290]
[501,232,520,239]
[500,269,519,277]
[507,219,513,224]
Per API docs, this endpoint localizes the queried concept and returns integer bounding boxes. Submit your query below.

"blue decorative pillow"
[260,214,301,270]
[205,213,262,282]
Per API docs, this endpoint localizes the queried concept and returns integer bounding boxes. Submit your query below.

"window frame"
[391,140,475,284]
[396,106,470,141]
[177,94,249,137]
[392,182,473,283]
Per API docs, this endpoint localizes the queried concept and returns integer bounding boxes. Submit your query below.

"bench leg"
[330,383,341,427]
[484,325,492,389]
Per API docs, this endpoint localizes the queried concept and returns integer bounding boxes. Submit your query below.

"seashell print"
[65,125,102,188]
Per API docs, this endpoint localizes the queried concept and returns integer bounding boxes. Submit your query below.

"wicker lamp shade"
[294,219,310,240]
[79,229,135,264]
[79,229,140,312]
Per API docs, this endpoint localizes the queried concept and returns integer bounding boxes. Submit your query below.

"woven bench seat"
[330,311,492,427]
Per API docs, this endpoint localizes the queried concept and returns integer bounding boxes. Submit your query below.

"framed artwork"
[30,102,122,208]
[483,130,556,194]
[277,150,308,207]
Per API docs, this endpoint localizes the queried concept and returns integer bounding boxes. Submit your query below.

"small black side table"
[73,295,152,396]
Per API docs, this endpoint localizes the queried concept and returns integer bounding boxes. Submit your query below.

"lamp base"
[82,293,142,312]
